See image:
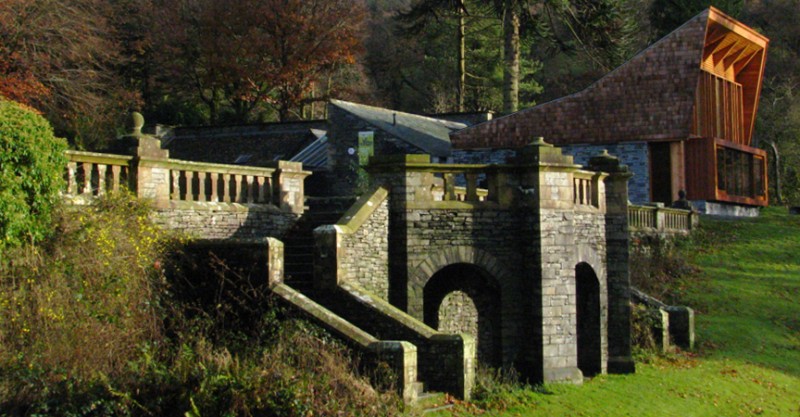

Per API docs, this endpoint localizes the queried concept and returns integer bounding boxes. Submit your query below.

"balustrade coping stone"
[165,200,292,212]
[334,185,389,234]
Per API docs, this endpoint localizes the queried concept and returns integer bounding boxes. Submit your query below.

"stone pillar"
[517,138,583,383]
[265,237,284,288]
[589,150,635,374]
[270,161,311,214]
[368,154,434,311]
[111,113,171,208]
[370,341,419,404]
[313,225,344,290]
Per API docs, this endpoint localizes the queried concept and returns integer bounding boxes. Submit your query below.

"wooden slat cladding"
[685,137,715,201]
[693,71,745,145]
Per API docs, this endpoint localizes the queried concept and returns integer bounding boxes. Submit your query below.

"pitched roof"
[330,99,466,157]
[161,120,326,166]
[451,7,768,149]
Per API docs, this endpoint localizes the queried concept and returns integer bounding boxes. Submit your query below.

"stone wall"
[340,199,390,298]
[153,202,299,240]
[561,142,650,204]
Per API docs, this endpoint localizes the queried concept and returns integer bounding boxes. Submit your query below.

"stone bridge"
[63,130,648,403]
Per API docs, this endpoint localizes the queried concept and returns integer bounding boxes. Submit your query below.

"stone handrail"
[63,150,309,214]
[628,204,698,233]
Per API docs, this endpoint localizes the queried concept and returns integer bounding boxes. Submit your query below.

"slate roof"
[451,8,764,149]
[330,99,466,157]
[161,120,326,167]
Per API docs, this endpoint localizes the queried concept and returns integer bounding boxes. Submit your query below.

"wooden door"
[650,142,672,205]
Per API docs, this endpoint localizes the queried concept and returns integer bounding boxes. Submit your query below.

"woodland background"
[1,0,798,203]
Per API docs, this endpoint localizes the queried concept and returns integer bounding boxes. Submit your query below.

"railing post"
[465,172,479,201]
[110,113,170,208]
[271,161,310,214]
[588,149,635,375]
[655,206,663,230]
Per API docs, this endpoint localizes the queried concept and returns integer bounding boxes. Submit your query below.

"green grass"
[434,206,800,416]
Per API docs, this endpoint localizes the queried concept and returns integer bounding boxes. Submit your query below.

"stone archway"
[423,263,502,367]
[576,262,602,377]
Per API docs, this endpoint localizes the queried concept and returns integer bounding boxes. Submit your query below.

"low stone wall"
[152,201,300,240]
[319,283,475,400]
[337,188,391,298]
[693,200,760,217]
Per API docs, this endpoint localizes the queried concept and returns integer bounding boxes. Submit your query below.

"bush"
[0,192,401,416]
[629,234,699,304]
[0,192,170,385]
[0,98,67,250]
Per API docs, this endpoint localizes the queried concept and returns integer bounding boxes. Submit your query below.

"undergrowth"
[0,192,401,416]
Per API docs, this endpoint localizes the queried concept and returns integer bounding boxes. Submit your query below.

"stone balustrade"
[628,204,698,233]
[573,171,598,208]
[429,167,491,202]
[64,150,308,213]
[65,150,133,197]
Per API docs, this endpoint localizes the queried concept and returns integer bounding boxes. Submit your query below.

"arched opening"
[576,262,601,377]
[423,263,501,367]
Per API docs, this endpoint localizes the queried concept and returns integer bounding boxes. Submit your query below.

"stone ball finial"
[532,136,549,146]
[129,112,145,137]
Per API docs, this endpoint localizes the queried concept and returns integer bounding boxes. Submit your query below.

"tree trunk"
[457,9,466,112]
[767,140,783,204]
[209,88,218,125]
[502,0,520,114]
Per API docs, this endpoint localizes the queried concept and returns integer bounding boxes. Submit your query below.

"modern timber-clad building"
[451,7,769,215]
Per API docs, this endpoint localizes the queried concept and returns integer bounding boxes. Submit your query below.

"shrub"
[629,234,699,304]
[0,193,402,416]
[0,98,67,250]
[0,192,170,386]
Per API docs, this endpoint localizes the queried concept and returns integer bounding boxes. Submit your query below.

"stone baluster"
[66,161,77,195]
[246,175,255,203]
[234,174,243,203]
[255,176,266,203]
[221,174,231,202]
[96,164,107,195]
[196,172,207,202]
[82,162,94,195]
[209,173,219,202]
[110,165,122,192]
[187,171,197,201]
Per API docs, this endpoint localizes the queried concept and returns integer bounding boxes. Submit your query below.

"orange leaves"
[153,0,366,122]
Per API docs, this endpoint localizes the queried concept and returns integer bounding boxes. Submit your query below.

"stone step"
[416,392,454,414]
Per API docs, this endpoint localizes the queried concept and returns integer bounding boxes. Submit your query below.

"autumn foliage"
[152,0,365,123]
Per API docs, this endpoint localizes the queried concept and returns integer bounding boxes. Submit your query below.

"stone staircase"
[273,193,474,405]
[282,197,355,292]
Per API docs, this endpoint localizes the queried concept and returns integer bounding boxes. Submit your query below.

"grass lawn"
[432,206,800,416]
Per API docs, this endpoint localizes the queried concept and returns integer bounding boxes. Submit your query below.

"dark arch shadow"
[576,262,602,377]
[423,263,502,367]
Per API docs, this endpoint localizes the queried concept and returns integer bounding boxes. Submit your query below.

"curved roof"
[451,7,768,149]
